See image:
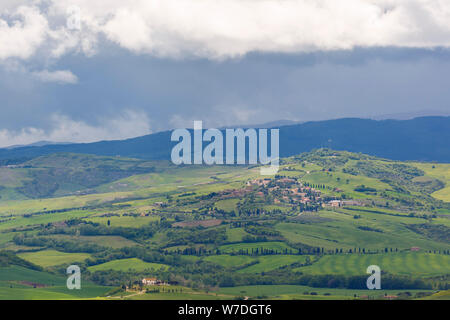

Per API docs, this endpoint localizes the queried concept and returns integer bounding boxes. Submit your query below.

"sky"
[1,0,450,147]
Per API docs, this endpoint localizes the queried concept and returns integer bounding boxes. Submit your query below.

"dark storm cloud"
[1,47,450,146]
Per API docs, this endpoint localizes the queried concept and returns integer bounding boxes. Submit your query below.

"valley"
[0,149,449,300]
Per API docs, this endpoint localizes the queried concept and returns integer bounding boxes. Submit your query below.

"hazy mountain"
[4,141,74,150]
[0,116,449,163]
[371,110,450,121]
[220,119,301,129]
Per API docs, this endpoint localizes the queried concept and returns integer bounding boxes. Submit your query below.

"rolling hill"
[0,149,449,300]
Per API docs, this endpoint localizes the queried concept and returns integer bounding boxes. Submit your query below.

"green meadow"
[43,235,139,249]
[218,284,435,300]
[203,255,255,268]
[88,258,169,272]
[225,228,249,242]
[18,250,91,268]
[0,266,109,300]
[294,252,450,276]
[413,163,450,202]
[219,242,296,254]
[276,210,450,251]
[238,255,313,273]
[85,215,160,228]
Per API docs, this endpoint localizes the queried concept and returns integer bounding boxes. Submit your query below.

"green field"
[203,255,255,268]
[276,211,450,251]
[0,210,94,232]
[295,252,450,276]
[238,255,313,273]
[18,250,91,268]
[218,284,435,300]
[119,285,234,300]
[225,228,249,242]
[219,242,296,254]
[413,163,450,202]
[298,170,392,199]
[44,235,139,249]
[85,215,159,228]
[215,199,239,212]
[419,290,450,300]
[0,266,109,299]
[88,258,169,272]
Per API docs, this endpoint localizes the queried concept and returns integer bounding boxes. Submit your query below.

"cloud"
[169,104,291,129]
[0,5,48,60]
[4,1,450,61]
[0,110,151,148]
[32,69,78,84]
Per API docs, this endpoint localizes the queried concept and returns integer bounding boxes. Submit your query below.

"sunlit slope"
[0,252,109,299]
[412,163,450,202]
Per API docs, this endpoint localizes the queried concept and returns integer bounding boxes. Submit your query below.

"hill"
[0,117,449,163]
[0,251,110,299]
[0,149,448,300]
[0,153,158,200]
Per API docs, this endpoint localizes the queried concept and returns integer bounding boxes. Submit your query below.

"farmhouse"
[142,278,158,285]
[328,200,342,207]
[142,278,168,286]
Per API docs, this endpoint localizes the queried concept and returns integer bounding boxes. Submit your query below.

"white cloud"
[0,110,152,148]
[0,5,48,60]
[4,1,450,61]
[32,69,78,84]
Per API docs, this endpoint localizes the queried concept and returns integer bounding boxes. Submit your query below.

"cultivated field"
[0,150,448,300]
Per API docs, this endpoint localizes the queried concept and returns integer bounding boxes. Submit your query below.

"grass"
[238,255,313,273]
[18,250,91,268]
[0,161,253,219]
[300,170,391,198]
[45,235,139,249]
[0,192,130,216]
[0,266,65,284]
[418,290,450,300]
[0,232,16,246]
[214,199,239,212]
[127,292,226,300]
[0,266,110,299]
[225,228,249,242]
[88,258,169,272]
[120,285,234,300]
[275,209,450,251]
[412,163,450,202]
[0,210,94,232]
[85,215,159,228]
[294,252,450,276]
[219,241,296,254]
[97,164,249,194]
[217,284,433,299]
[203,255,255,268]
[0,285,108,300]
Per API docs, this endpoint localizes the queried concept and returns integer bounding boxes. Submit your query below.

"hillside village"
[194,175,365,216]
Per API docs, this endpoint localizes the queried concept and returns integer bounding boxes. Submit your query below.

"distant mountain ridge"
[5,141,75,150]
[0,116,449,163]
